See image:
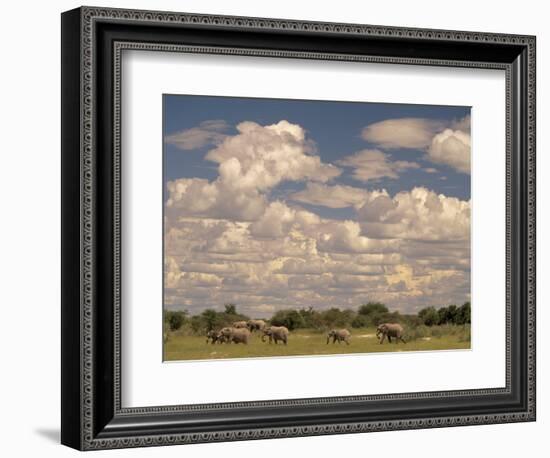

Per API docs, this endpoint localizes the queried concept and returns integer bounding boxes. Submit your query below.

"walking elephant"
[327,329,351,345]
[205,330,220,344]
[232,321,248,329]
[206,330,227,344]
[220,327,251,344]
[376,323,406,344]
[262,326,289,345]
[247,319,266,332]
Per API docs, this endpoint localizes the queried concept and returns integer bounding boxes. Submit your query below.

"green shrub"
[320,308,353,329]
[298,307,325,330]
[165,311,187,331]
[455,302,471,325]
[270,309,306,330]
[351,315,369,328]
[418,307,439,326]
[358,302,388,316]
[408,325,430,340]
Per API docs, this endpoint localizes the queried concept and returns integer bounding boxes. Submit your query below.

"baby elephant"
[220,327,251,344]
[262,326,289,345]
[206,330,227,344]
[205,330,220,344]
[376,323,406,344]
[327,329,351,345]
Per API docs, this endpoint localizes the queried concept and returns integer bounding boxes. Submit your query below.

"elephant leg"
[379,334,385,344]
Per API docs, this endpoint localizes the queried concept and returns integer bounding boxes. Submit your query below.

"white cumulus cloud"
[164,118,472,315]
[166,120,340,221]
[337,149,420,182]
[165,120,229,150]
[361,118,444,149]
[290,182,369,208]
[206,120,340,190]
[427,128,471,174]
[358,186,470,241]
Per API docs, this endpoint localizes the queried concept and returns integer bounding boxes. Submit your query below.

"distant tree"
[455,302,471,324]
[165,310,187,331]
[190,315,204,334]
[201,309,223,331]
[270,309,306,331]
[321,308,353,328]
[351,314,369,328]
[298,307,324,330]
[446,305,459,324]
[418,307,439,326]
[356,302,389,326]
[358,302,388,316]
[437,306,449,325]
[224,304,237,315]
[437,305,459,325]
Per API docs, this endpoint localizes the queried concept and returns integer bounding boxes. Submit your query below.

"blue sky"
[162,94,471,316]
[164,95,470,206]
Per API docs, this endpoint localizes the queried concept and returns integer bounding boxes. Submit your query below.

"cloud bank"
[361,116,471,174]
[165,119,470,317]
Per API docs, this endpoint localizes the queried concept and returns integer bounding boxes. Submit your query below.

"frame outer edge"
[526,35,536,421]
[61,7,85,451]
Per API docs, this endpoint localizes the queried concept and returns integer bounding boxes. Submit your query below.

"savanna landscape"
[163,96,472,362]
[163,302,471,361]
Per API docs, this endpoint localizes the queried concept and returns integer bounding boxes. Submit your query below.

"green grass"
[163,327,470,361]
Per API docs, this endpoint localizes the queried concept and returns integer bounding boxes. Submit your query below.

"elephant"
[232,321,248,329]
[326,329,351,345]
[216,332,229,344]
[220,327,251,344]
[247,319,266,332]
[262,326,289,345]
[206,330,227,344]
[205,330,220,344]
[376,323,406,344]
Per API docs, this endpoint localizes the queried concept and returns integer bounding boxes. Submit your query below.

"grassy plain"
[163,327,470,361]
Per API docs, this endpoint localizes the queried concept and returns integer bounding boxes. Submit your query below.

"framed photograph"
[61,6,536,450]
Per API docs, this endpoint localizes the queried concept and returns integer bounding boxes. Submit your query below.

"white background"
[0,0,546,457]
[123,52,505,407]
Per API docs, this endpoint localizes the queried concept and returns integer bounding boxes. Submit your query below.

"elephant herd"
[205,320,289,345]
[205,320,406,346]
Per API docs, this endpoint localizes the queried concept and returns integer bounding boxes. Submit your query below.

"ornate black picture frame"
[61,6,536,450]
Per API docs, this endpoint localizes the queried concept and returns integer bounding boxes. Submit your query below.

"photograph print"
[163,95,472,361]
